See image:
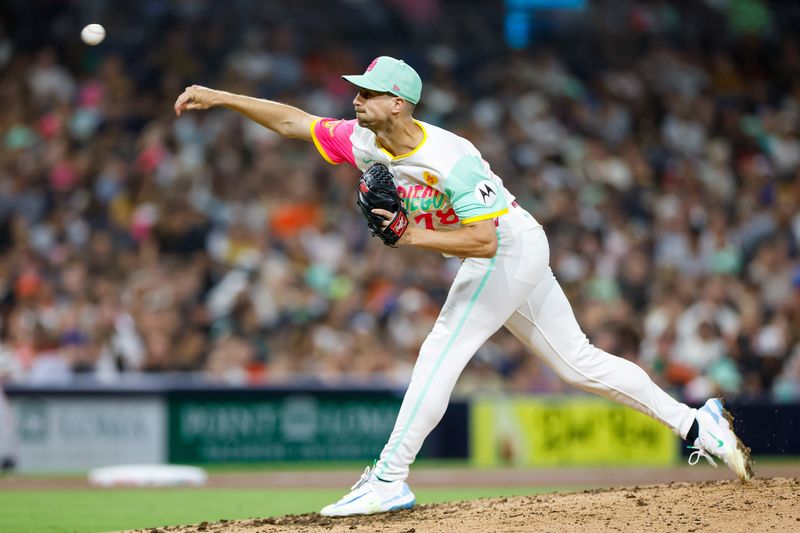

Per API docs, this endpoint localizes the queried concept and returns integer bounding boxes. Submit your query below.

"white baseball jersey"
[310,115,694,484]
[311,118,517,229]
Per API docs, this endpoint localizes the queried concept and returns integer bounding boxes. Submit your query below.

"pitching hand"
[371,208,413,245]
[174,85,220,116]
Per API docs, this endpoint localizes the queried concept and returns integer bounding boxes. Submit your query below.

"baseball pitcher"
[174,56,754,517]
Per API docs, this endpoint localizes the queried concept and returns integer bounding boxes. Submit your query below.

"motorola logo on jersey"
[474,180,498,206]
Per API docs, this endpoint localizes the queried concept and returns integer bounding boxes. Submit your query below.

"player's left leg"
[503,267,754,480]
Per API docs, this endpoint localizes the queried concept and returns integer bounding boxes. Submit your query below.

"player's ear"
[392,97,407,115]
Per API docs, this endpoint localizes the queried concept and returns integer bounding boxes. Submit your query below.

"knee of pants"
[555,366,590,389]
[403,382,453,428]
[547,340,647,393]
[544,339,601,390]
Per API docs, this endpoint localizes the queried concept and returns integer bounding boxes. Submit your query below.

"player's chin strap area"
[687,445,718,467]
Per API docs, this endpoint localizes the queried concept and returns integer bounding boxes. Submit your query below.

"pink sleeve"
[310,118,357,166]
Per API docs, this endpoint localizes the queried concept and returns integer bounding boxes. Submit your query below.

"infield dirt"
[126,477,799,533]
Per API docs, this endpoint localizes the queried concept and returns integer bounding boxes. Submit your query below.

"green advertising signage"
[168,392,402,463]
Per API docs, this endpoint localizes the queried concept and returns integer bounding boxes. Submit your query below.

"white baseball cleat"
[320,465,416,517]
[688,398,755,481]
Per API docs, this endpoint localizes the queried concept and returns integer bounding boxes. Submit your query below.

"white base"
[87,464,208,487]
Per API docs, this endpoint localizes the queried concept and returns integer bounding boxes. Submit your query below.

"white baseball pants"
[374,206,695,481]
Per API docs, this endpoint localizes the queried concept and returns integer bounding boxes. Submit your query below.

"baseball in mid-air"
[80,24,106,46]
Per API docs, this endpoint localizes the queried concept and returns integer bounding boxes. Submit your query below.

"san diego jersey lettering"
[310,118,515,231]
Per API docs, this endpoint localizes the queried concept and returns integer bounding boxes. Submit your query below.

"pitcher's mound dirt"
[132,477,799,533]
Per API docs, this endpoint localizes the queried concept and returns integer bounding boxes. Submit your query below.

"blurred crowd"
[1,0,799,403]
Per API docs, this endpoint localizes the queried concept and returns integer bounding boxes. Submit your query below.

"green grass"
[0,486,565,533]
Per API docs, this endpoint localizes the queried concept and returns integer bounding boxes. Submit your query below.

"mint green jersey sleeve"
[445,156,509,224]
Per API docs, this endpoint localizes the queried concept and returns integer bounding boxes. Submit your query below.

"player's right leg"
[503,267,753,481]
[320,219,551,517]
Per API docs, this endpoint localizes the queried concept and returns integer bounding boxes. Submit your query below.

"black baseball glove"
[356,163,409,247]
